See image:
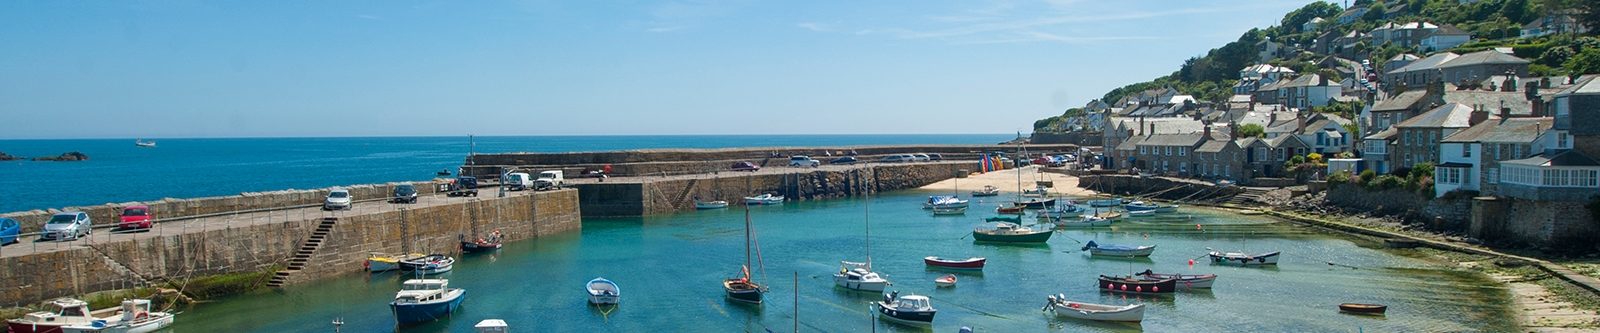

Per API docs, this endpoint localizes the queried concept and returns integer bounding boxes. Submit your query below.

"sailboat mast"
[865,190,871,269]
[744,206,752,274]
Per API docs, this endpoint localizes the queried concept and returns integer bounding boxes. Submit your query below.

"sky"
[0,0,1320,139]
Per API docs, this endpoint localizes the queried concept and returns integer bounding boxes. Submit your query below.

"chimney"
[1138,116,1146,135]
[1230,121,1240,138]
[1469,108,1490,126]
[1148,123,1157,137]
[1270,112,1278,125]
[1500,100,1510,119]
[1297,114,1307,133]
[1204,125,1213,139]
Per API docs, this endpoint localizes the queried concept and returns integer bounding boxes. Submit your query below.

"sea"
[0,135,1011,213]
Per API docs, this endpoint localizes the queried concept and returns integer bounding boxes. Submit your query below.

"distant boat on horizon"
[135,139,156,148]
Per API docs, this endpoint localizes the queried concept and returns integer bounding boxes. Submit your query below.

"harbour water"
[0,134,1009,213]
[168,190,1514,332]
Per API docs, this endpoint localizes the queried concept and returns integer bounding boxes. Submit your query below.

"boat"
[923,256,986,270]
[984,216,1021,223]
[695,200,729,210]
[971,185,1000,197]
[390,279,467,325]
[1054,215,1111,228]
[133,140,155,148]
[1019,198,1056,209]
[1208,250,1281,266]
[7,298,122,333]
[922,195,969,209]
[367,253,426,272]
[460,230,503,253]
[1098,274,1177,294]
[586,277,620,305]
[834,261,890,292]
[995,204,1027,215]
[399,254,455,275]
[1036,204,1081,219]
[1126,210,1156,217]
[874,293,937,325]
[934,275,957,288]
[1022,185,1049,197]
[1091,210,1124,221]
[474,319,508,333]
[1087,199,1122,207]
[1044,295,1145,322]
[930,206,966,215]
[1124,201,1179,213]
[971,222,1053,243]
[723,207,767,304]
[1338,303,1388,315]
[743,193,784,205]
[59,300,174,333]
[1081,240,1155,257]
[436,169,451,176]
[1134,270,1216,289]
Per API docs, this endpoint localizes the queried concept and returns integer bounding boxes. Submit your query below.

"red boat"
[996,204,1026,214]
[923,256,986,270]
[6,298,119,333]
[1339,303,1387,315]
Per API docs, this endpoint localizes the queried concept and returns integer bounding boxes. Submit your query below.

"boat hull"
[1339,303,1388,314]
[587,279,621,305]
[833,275,889,292]
[460,241,501,253]
[1048,302,1145,322]
[971,191,999,197]
[875,303,935,325]
[1099,275,1177,294]
[923,257,985,270]
[971,230,1053,243]
[1139,273,1216,289]
[390,290,466,325]
[695,201,729,210]
[723,279,764,304]
[1021,199,1056,208]
[1087,246,1155,257]
[9,322,66,333]
[1209,251,1280,266]
[368,259,402,272]
[61,313,174,333]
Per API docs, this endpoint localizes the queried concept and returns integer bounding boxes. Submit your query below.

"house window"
[1559,132,1570,148]
[1179,148,1187,157]
[1166,147,1173,156]
[1463,145,1471,158]
[1487,167,1498,184]
[1512,145,1522,159]
[1140,146,1146,154]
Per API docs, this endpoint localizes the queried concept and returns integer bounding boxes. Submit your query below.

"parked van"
[534,170,565,190]
[504,172,533,191]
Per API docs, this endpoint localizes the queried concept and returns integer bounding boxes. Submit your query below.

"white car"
[324,188,353,210]
[789,156,820,167]
[912,154,931,162]
[880,155,910,163]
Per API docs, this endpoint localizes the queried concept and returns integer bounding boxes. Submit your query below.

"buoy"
[1188,259,1196,266]
[1196,224,1203,230]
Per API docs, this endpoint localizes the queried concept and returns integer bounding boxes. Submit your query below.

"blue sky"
[0,0,1318,139]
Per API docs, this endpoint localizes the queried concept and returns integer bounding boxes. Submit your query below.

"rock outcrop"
[0,152,16,161]
[32,152,89,162]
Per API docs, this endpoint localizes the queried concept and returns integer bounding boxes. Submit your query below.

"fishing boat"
[934,275,957,288]
[834,261,890,292]
[460,230,503,253]
[1081,240,1155,257]
[1124,201,1179,213]
[971,222,1053,243]
[971,185,1000,197]
[1208,250,1281,266]
[390,279,466,325]
[1087,199,1122,207]
[1022,185,1049,197]
[399,254,455,275]
[743,193,784,205]
[695,200,729,210]
[367,253,426,272]
[133,139,155,148]
[59,300,174,333]
[923,256,985,270]
[1019,198,1056,209]
[1044,295,1145,322]
[875,293,936,325]
[922,195,969,209]
[1134,270,1216,289]
[1338,303,1388,315]
[7,299,122,333]
[1036,204,1081,219]
[1055,215,1112,228]
[723,207,767,304]
[995,204,1027,215]
[586,277,620,305]
[930,206,966,215]
[1098,274,1177,294]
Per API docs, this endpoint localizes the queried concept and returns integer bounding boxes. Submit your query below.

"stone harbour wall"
[1075,175,1241,202]
[1,181,443,234]
[574,162,971,217]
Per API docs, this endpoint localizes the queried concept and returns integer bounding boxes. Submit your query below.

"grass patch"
[1533,276,1600,314]
[170,269,275,300]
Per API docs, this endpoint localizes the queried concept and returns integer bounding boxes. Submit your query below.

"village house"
[1363,127,1399,173]
[1435,116,1553,197]
[1385,52,1459,89]
[1131,133,1207,175]
[1279,74,1342,109]
[1419,24,1472,52]
[1242,134,1310,178]
[1393,103,1486,167]
[1438,50,1531,85]
[1336,6,1369,25]
[1102,117,1208,170]
[1194,130,1245,181]
[1498,76,1600,201]
[1383,53,1420,74]
[1521,14,1590,38]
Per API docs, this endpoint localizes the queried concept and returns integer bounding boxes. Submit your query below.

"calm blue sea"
[0,135,1010,213]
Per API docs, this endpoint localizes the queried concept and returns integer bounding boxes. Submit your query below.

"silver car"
[41,212,91,241]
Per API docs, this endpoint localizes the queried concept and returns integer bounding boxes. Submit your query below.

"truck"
[446,176,479,197]
[504,172,533,191]
[534,170,565,191]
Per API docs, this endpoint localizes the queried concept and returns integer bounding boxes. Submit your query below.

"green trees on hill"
[1236,124,1265,138]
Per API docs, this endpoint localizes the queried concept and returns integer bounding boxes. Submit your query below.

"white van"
[504,172,534,191]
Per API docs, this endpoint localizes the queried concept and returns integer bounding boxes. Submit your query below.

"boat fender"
[1119,284,1128,291]
[1152,286,1159,292]
[1135,286,1142,292]
[363,260,370,270]
[1106,283,1114,289]
[1258,257,1267,263]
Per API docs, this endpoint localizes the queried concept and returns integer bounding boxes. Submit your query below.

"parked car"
[928,153,943,161]
[789,156,820,167]
[324,188,353,210]
[392,184,419,204]
[913,154,931,162]
[880,155,909,163]
[829,156,858,165]
[40,212,91,241]
[731,161,761,172]
[535,170,566,190]
[118,205,154,230]
[0,218,18,245]
[446,176,479,197]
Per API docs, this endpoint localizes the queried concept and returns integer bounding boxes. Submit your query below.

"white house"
[1304,17,1326,32]
[1419,25,1472,52]
[1435,133,1480,197]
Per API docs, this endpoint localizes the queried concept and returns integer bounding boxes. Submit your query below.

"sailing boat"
[834,192,889,292]
[724,206,767,303]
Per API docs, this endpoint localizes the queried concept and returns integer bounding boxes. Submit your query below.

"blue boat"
[390,279,467,325]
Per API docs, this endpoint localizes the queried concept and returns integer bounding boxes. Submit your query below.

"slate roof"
[1115,136,1143,151]
[1387,52,1460,75]
[1371,90,1429,112]
[1438,50,1530,69]
[1442,90,1533,116]
[1389,53,1420,62]
[1196,139,1234,153]
[1555,75,1600,97]
[1364,127,1399,141]
[1395,103,1476,128]
[1443,117,1553,144]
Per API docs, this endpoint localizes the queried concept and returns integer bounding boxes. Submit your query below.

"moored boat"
[934,275,956,288]
[390,279,466,325]
[1081,240,1155,257]
[695,200,729,210]
[1054,215,1112,228]
[1087,199,1122,207]
[922,195,969,209]
[930,206,966,215]
[1019,198,1056,208]
[1135,269,1216,289]
[7,299,122,333]
[460,230,503,253]
[995,204,1027,215]
[724,207,767,304]
[399,254,455,275]
[923,256,986,270]
[586,277,620,305]
[1021,185,1049,197]
[1338,303,1388,315]
[367,253,426,272]
[971,222,1053,243]
[875,293,937,325]
[1124,201,1179,213]
[1044,295,1145,322]
[970,185,1000,197]
[134,140,155,148]
[1098,274,1177,294]
[60,300,174,333]
[984,216,1021,223]
[834,261,889,292]
[1208,250,1280,266]
[743,193,784,205]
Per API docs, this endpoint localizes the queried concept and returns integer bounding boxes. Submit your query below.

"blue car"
[0,218,18,245]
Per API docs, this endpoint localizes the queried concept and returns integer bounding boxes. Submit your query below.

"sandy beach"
[917,165,1099,198]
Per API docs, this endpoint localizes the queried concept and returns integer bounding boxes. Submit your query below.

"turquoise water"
[0,135,1008,212]
[167,190,1514,332]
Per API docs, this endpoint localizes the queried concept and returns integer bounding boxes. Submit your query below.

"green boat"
[984,216,1022,223]
[971,223,1053,243]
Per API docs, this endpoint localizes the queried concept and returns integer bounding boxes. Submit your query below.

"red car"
[119,205,154,230]
[731,161,760,172]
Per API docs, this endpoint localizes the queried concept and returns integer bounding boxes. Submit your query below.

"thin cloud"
[646,26,686,33]
[796,22,833,32]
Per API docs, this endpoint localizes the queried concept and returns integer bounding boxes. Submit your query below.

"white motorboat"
[833,261,889,292]
[1055,216,1112,228]
[743,194,784,205]
[694,200,729,210]
[930,206,967,215]
[1081,240,1156,257]
[60,300,175,333]
[1208,250,1280,266]
[587,277,620,305]
[1045,295,1145,322]
[134,140,155,148]
[934,274,957,288]
[6,298,120,333]
[1136,269,1217,289]
[399,254,455,275]
[1022,185,1049,197]
[390,279,466,325]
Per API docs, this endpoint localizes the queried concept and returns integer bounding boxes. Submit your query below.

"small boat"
[1126,210,1156,217]
[587,277,620,305]
[743,193,784,205]
[970,185,1000,197]
[1020,198,1056,209]
[1036,204,1081,219]
[1044,295,1145,322]
[436,169,451,176]
[695,200,730,210]
[6,299,124,333]
[834,261,890,292]
[60,300,174,333]
[134,139,155,148]
[1022,186,1049,197]
[922,196,969,209]
[1055,215,1111,228]
[725,208,767,304]
[1093,210,1124,221]
[1124,201,1179,213]
[996,204,1027,215]
[1087,199,1121,207]
[1208,250,1280,266]
[460,230,503,253]
[390,279,467,325]
[875,293,937,325]
[399,254,455,275]
[474,319,508,333]
[1135,270,1216,289]
[367,253,426,272]
[1081,240,1155,257]
[930,206,966,215]
[1339,303,1388,315]
[1098,274,1177,294]
[935,274,957,287]
[971,222,1053,243]
[984,216,1021,223]
[923,256,985,270]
